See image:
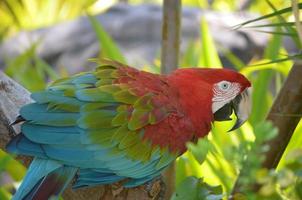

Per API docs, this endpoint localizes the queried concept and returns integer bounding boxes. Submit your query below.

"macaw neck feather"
[167,69,214,138]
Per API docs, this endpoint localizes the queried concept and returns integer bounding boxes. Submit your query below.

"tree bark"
[262,61,302,168]
[0,71,165,200]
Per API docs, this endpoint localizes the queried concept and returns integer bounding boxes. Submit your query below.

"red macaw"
[7,59,251,200]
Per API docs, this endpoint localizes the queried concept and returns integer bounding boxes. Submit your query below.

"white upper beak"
[228,87,252,131]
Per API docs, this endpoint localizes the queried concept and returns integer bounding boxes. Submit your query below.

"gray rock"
[0,3,271,73]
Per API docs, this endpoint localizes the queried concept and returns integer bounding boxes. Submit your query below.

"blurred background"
[1,0,302,199]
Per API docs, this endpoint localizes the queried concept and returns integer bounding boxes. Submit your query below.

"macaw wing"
[9,60,182,187]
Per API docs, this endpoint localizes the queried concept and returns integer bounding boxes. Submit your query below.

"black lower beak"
[228,95,244,132]
[213,88,251,132]
[213,102,233,122]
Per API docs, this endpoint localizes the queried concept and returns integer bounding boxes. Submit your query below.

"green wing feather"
[10,59,186,194]
[20,60,179,187]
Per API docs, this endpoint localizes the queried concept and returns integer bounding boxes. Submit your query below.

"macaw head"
[205,69,252,131]
[169,67,252,133]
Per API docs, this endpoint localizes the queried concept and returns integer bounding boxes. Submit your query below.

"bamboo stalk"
[161,0,181,74]
[160,0,182,199]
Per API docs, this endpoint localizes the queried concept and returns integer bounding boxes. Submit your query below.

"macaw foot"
[144,176,166,200]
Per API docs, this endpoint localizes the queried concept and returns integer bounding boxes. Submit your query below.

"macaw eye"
[218,81,231,91]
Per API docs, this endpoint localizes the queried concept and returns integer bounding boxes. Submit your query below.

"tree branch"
[262,61,302,168]
[0,71,165,200]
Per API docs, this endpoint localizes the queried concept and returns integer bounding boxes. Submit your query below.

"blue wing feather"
[74,173,124,188]
[7,71,178,198]
[20,103,79,126]
[6,134,47,158]
[22,123,82,145]
[11,158,63,200]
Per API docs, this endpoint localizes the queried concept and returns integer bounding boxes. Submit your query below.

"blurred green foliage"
[0,150,26,200]
[0,0,97,41]
[4,42,59,91]
[0,0,302,200]
[88,14,126,63]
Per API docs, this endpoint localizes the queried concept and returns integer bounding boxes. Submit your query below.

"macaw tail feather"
[12,158,77,200]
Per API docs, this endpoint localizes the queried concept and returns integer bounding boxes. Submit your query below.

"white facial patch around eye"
[212,82,241,113]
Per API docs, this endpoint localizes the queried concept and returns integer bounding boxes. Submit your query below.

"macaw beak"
[228,87,252,132]
[213,87,252,131]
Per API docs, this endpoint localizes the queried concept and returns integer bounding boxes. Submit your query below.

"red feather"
[112,63,250,153]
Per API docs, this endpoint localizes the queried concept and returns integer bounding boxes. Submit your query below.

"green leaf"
[0,0,97,37]
[220,48,245,70]
[34,57,59,80]
[295,181,302,199]
[4,42,59,92]
[171,177,223,200]
[253,121,278,144]
[181,41,199,67]
[233,0,301,49]
[248,31,283,126]
[0,188,11,200]
[198,17,222,68]
[246,54,302,67]
[233,2,302,29]
[187,138,210,165]
[265,0,300,49]
[250,30,298,37]
[0,150,26,181]
[88,14,125,63]
[175,157,188,186]
[171,177,201,200]
[243,21,297,28]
